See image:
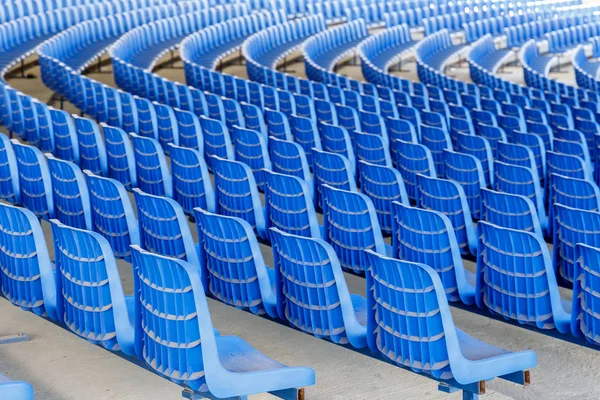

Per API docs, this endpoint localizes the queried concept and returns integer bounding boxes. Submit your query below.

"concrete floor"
[3,18,600,400]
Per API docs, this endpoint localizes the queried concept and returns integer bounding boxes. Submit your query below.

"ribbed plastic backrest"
[395,140,436,201]
[51,220,133,355]
[322,185,386,274]
[134,96,158,139]
[211,156,266,238]
[168,144,214,215]
[232,126,270,190]
[572,243,600,344]
[290,114,322,168]
[12,142,53,220]
[476,221,568,331]
[421,125,451,174]
[133,189,200,267]
[313,148,357,210]
[547,150,591,181]
[319,123,355,164]
[392,202,468,303]
[481,188,543,237]
[358,160,408,234]
[354,131,392,167]
[102,124,136,189]
[364,250,453,380]
[73,116,107,176]
[442,149,485,219]
[493,161,545,223]
[174,108,203,151]
[130,132,172,197]
[269,228,360,345]
[85,171,139,261]
[130,246,208,391]
[34,100,55,152]
[194,209,274,316]
[498,141,538,173]
[265,109,292,141]
[0,134,19,204]
[549,174,600,216]
[263,169,321,238]
[46,155,90,230]
[200,116,234,171]
[268,136,311,183]
[553,205,600,283]
[455,133,493,185]
[417,174,475,256]
[0,203,56,319]
[50,108,79,163]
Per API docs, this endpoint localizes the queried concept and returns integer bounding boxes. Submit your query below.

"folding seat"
[0,134,19,204]
[364,249,536,388]
[547,150,592,182]
[395,140,436,201]
[211,156,267,239]
[0,203,57,319]
[313,148,357,210]
[443,150,485,219]
[269,228,367,347]
[12,142,53,220]
[232,126,271,190]
[493,161,547,234]
[200,115,234,171]
[289,114,322,169]
[455,133,494,185]
[416,174,476,256]
[391,202,475,304]
[101,124,136,190]
[476,221,571,333]
[130,133,172,198]
[480,188,543,238]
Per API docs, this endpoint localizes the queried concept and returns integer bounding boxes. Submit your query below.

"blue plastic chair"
[0,375,34,400]
[481,188,544,238]
[391,202,475,304]
[265,108,293,141]
[0,133,19,204]
[354,131,392,167]
[168,143,215,215]
[421,125,452,175]
[394,140,436,201]
[319,123,355,171]
[0,203,56,320]
[130,132,172,198]
[455,133,494,186]
[174,108,203,151]
[73,115,107,176]
[46,154,91,230]
[130,245,315,398]
[194,208,277,317]
[548,174,600,220]
[50,108,79,163]
[547,150,592,182]
[476,221,571,333]
[365,250,537,387]
[84,171,139,261]
[200,116,234,172]
[211,155,267,240]
[442,149,486,220]
[50,220,135,356]
[269,228,367,348]
[263,169,322,239]
[268,137,313,196]
[416,174,476,256]
[312,148,357,210]
[101,124,136,190]
[12,141,53,220]
[357,160,409,234]
[232,125,271,190]
[289,114,322,169]
[553,204,600,284]
[572,243,600,345]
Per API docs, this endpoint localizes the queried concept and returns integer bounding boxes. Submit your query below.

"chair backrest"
[481,188,543,238]
[394,140,436,201]
[547,150,592,181]
[416,174,476,256]
[84,171,139,261]
[476,221,569,332]
[194,208,275,316]
[130,132,172,197]
[553,204,600,284]
[211,155,266,239]
[200,115,234,171]
[442,149,485,219]
[12,141,53,220]
[168,143,215,215]
[263,169,321,238]
[132,188,200,271]
[0,133,19,204]
[364,250,455,381]
[50,219,134,356]
[549,173,600,217]
[312,148,357,210]
[231,125,271,190]
[322,185,386,274]
[455,133,494,185]
[269,227,364,347]
[46,154,91,230]
[268,136,312,185]
[0,203,56,319]
[73,115,107,176]
[354,131,392,167]
[572,243,600,344]
[357,160,409,234]
[102,124,136,189]
[391,201,469,303]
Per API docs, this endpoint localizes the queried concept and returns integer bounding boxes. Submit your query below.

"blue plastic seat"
[263,169,321,239]
[475,124,506,159]
[455,133,494,186]
[101,124,136,190]
[268,137,313,195]
[130,132,172,198]
[46,154,91,230]
[84,171,139,261]
[547,150,592,181]
[391,202,475,304]
[319,123,355,170]
[130,245,315,398]
[313,148,357,210]
[394,140,436,201]
[0,375,34,400]
[321,185,388,274]
[73,115,107,176]
[50,108,79,163]
[0,133,19,204]
[513,131,547,182]
[174,108,203,151]
[442,149,486,219]
[498,141,538,174]
[476,221,571,333]
[269,228,367,348]
[232,126,271,190]
[358,160,409,234]
[572,243,600,345]
[417,174,476,256]
[354,131,392,167]
[194,208,277,316]
[553,205,600,284]
[481,188,544,238]
[290,114,322,169]
[421,125,452,175]
[0,203,56,320]
[200,116,234,172]
[364,250,537,386]
[548,174,600,221]
[211,155,267,240]
[50,220,135,356]
[12,141,53,220]
[265,108,293,141]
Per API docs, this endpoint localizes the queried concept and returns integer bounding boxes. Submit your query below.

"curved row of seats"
[573,45,600,91]
[545,21,600,53]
